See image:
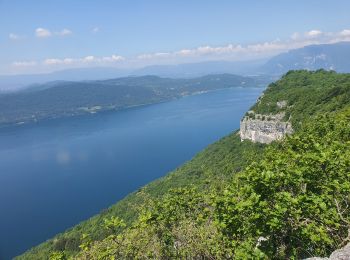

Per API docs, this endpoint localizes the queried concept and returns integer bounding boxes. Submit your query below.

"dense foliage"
[250,70,350,129]
[17,70,350,259]
[216,111,350,258]
[71,109,350,259]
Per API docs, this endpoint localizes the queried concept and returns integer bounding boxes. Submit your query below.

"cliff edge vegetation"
[240,69,350,143]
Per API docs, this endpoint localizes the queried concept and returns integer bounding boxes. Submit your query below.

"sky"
[1,0,350,75]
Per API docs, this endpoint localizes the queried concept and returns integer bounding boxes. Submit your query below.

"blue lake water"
[0,87,263,259]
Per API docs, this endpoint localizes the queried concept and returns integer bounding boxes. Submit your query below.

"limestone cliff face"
[240,111,293,144]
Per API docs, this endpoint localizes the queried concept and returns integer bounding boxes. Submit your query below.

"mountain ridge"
[261,41,350,75]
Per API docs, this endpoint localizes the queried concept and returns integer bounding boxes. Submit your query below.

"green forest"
[17,70,350,259]
[0,74,267,128]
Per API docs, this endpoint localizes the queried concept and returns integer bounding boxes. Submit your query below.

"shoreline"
[0,86,264,131]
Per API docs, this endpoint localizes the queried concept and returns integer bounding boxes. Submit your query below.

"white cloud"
[8,28,350,74]
[35,28,52,38]
[35,28,72,38]
[102,55,125,62]
[305,30,323,38]
[92,27,99,33]
[9,33,21,40]
[12,61,37,67]
[43,57,74,65]
[44,59,60,65]
[63,58,74,64]
[43,58,76,65]
[176,49,192,56]
[340,29,350,36]
[40,54,125,67]
[136,28,350,64]
[55,28,72,36]
[137,54,153,60]
[83,56,95,62]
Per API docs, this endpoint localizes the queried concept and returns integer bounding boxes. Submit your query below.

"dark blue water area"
[0,87,263,259]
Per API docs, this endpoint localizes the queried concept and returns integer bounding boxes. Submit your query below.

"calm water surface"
[0,87,263,259]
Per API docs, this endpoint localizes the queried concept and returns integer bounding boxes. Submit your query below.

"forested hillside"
[250,69,350,128]
[18,70,350,259]
[0,74,266,128]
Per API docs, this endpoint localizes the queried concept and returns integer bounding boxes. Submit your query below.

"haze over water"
[0,87,262,259]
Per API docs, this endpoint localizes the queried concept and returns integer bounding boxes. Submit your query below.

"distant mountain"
[132,59,267,78]
[4,41,349,91]
[260,41,350,75]
[0,74,268,128]
[0,60,266,92]
[0,67,132,92]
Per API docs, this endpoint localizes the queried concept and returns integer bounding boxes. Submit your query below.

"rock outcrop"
[240,112,293,144]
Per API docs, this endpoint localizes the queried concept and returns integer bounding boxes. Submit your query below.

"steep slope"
[74,108,350,259]
[17,70,350,259]
[241,69,350,143]
[261,42,350,75]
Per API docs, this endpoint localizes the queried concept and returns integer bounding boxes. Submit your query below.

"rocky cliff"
[240,111,293,144]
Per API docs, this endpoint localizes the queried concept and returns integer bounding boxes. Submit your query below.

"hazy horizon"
[1,0,350,75]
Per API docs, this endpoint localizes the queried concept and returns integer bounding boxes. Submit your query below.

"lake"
[0,87,263,259]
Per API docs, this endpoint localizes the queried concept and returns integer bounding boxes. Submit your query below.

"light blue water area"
[0,87,263,259]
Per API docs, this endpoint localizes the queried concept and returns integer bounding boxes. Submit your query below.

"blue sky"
[1,0,350,74]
